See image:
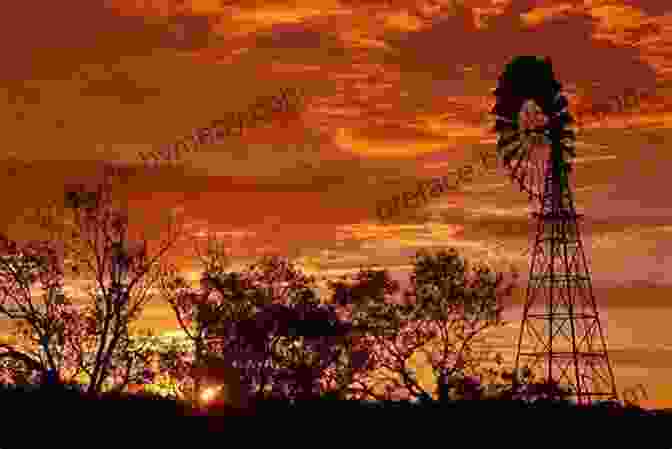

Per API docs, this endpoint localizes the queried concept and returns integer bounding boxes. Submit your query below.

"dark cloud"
[385,0,657,98]
[0,2,214,84]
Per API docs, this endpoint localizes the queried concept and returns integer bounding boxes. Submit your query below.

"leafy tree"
[326,248,519,402]
[324,265,403,400]
[408,248,518,400]
[0,172,182,395]
[159,236,367,404]
[222,256,357,402]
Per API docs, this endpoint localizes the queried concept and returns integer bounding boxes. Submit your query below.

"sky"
[0,0,671,409]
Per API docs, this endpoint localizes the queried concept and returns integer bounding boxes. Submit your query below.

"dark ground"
[0,385,668,448]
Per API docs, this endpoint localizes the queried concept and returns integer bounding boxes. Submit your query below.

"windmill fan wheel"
[490,56,577,203]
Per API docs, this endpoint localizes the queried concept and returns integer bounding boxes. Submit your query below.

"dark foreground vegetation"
[1,384,669,448]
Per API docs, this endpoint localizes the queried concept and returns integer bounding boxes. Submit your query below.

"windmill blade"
[508,142,528,176]
[497,128,522,153]
[497,131,520,154]
[497,127,520,142]
[560,142,576,160]
[501,139,523,168]
[500,129,551,201]
[517,168,528,195]
[511,144,534,195]
[492,115,518,125]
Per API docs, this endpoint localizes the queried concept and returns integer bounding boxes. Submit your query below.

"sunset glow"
[0,0,670,411]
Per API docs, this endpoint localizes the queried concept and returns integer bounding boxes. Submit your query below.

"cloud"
[79,69,164,105]
[0,2,214,84]
[137,86,307,166]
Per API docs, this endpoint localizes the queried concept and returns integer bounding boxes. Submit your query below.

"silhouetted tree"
[326,248,519,402]
[0,172,182,395]
[158,235,368,404]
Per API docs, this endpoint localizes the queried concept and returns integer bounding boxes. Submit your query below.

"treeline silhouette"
[0,382,667,447]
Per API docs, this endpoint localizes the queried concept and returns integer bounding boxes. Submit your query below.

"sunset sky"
[0,0,671,409]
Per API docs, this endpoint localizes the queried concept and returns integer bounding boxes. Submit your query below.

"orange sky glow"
[0,0,671,410]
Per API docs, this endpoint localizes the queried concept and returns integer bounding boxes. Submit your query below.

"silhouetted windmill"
[489,56,618,405]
